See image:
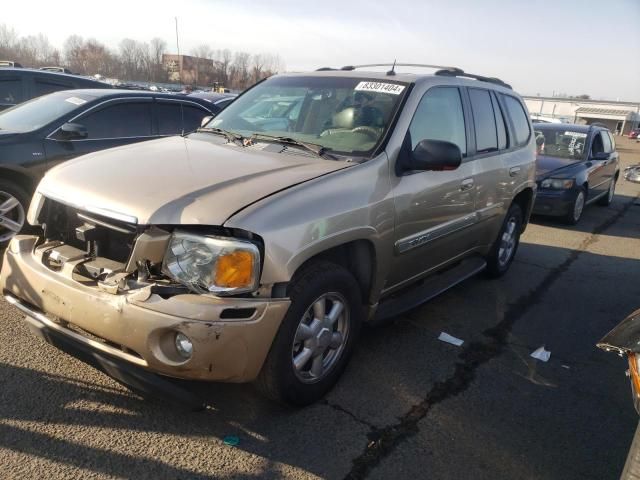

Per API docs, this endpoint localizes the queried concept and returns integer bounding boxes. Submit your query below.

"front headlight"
[540,178,574,189]
[162,231,260,295]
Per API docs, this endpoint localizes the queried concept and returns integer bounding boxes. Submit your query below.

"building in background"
[162,54,214,86]
[524,96,640,134]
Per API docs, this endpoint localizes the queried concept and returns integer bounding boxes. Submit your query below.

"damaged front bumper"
[1,235,290,383]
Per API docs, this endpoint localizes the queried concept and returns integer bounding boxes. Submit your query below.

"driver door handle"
[460,178,474,191]
[509,167,521,177]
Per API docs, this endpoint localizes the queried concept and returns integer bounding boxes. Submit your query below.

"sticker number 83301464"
[355,82,405,95]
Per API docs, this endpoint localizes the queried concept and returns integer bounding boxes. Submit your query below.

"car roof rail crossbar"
[435,68,512,89]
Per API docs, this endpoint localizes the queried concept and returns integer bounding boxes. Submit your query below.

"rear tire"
[485,203,523,278]
[0,179,30,247]
[255,261,362,406]
[597,178,616,206]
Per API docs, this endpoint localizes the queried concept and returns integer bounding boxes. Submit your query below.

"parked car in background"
[0,89,218,244]
[628,128,640,139]
[188,91,237,112]
[39,66,74,74]
[0,68,112,111]
[531,115,564,124]
[0,65,537,406]
[532,123,619,224]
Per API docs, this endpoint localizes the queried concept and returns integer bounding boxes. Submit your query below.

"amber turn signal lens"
[214,251,255,288]
[628,353,640,398]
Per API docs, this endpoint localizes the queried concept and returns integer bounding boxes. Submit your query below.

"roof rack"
[317,63,512,89]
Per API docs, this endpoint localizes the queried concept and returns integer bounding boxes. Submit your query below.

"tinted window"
[601,130,612,153]
[409,87,466,155]
[502,95,530,146]
[0,79,22,105]
[608,131,616,151]
[591,132,605,154]
[490,92,508,149]
[157,102,183,135]
[216,99,233,110]
[468,88,497,153]
[80,102,152,139]
[182,104,209,133]
[0,91,95,133]
[34,80,72,98]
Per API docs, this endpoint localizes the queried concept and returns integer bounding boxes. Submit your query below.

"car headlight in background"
[162,231,260,295]
[540,178,574,189]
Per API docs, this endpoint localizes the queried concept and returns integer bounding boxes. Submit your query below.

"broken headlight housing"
[162,231,260,295]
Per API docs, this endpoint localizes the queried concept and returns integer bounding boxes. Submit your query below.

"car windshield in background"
[0,91,96,133]
[207,76,409,156]
[535,128,588,161]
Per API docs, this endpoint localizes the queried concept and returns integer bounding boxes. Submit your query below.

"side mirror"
[591,151,608,161]
[201,115,213,127]
[409,139,462,172]
[59,122,87,140]
[536,136,545,147]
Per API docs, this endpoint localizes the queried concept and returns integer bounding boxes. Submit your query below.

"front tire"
[485,203,523,278]
[564,187,586,225]
[256,261,362,406]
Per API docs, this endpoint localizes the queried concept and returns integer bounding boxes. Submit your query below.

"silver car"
[1,64,536,406]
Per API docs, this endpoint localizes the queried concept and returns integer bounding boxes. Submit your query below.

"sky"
[4,0,640,101]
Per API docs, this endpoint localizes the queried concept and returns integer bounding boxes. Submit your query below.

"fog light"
[175,332,193,359]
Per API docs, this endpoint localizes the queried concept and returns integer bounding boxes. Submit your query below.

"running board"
[372,256,487,324]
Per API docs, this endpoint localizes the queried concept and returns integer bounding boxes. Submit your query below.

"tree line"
[0,24,284,90]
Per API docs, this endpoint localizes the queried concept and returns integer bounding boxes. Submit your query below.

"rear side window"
[490,92,508,149]
[157,102,183,135]
[601,130,612,153]
[409,87,466,155]
[182,104,210,133]
[34,80,73,98]
[0,79,23,105]
[79,102,152,139]
[468,88,497,153]
[502,95,531,147]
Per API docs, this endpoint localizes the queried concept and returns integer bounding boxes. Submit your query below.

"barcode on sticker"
[355,82,405,95]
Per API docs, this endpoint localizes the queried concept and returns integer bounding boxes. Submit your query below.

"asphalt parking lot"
[0,138,639,480]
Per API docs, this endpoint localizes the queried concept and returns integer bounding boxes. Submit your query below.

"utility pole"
[175,17,181,84]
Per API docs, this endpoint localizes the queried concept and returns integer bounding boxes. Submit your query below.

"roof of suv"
[282,66,515,93]
[0,67,110,85]
[533,123,605,133]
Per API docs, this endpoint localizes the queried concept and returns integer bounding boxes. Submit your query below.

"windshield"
[534,128,588,161]
[0,91,96,133]
[206,76,409,156]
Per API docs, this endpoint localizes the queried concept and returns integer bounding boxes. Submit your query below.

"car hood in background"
[535,155,582,180]
[597,308,640,354]
[38,133,352,225]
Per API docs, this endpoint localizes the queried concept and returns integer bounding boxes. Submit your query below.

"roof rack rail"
[435,68,512,89]
[333,63,512,89]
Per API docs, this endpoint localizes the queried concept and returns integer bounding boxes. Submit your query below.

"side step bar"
[372,256,487,324]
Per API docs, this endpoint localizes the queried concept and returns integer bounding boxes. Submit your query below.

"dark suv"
[0,89,220,243]
[0,68,112,111]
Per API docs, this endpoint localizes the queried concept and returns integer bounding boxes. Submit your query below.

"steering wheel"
[350,126,379,140]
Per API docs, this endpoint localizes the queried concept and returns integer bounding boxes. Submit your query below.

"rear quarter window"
[502,95,531,147]
[0,78,23,105]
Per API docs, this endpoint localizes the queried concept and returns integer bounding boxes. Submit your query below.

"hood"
[38,133,352,225]
[535,155,582,180]
[0,130,22,142]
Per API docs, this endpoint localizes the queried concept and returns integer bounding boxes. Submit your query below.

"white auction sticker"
[564,131,587,137]
[355,81,405,95]
[65,96,87,106]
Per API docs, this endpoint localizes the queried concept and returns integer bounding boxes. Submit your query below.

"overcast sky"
[4,0,640,101]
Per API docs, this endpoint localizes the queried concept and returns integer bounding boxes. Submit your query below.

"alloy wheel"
[0,191,25,243]
[498,216,517,268]
[291,292,350,384]
[573,191,585,222]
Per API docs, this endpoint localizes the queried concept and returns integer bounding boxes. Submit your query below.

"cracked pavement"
[1,138,640,479]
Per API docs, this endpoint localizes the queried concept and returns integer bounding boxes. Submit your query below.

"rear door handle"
[509,167,521,177]
[460,178,474,191]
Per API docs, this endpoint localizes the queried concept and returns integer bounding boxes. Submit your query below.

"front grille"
[38,198,138,264]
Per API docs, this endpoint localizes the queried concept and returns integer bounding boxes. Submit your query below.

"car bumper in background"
[532,188,575,217]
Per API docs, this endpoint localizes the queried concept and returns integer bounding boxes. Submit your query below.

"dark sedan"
[532,123,620,224]
[0,89,220,243]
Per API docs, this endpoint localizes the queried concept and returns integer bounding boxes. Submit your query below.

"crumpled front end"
[1,196,290,383]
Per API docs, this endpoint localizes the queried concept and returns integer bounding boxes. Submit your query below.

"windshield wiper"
[249,133,336,159]
[197,126,246,145]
